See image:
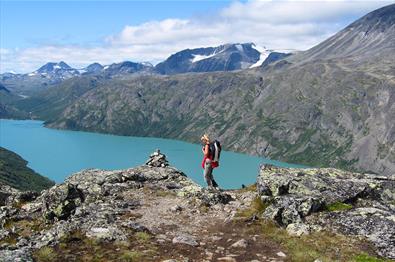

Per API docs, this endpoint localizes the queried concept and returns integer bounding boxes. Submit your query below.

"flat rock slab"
[172,234,199,247]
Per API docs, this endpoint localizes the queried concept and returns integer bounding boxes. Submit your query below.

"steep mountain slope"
[293,4,395,62]
[8,4,395,175]
[155,43,286,74]
[13,75,104,122]
[0,86,29,119]
[0,147,54,192]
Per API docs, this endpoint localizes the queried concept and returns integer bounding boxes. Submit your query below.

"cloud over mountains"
[0,0,390,73]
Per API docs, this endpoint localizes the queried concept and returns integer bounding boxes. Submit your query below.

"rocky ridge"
[0,152,393,261]
[257,165,395,259]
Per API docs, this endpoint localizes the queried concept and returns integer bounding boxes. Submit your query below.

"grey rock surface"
[257,165,395,259]
[0,151,234,261]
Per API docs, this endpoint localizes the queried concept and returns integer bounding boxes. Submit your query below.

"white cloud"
[0,0,392,73]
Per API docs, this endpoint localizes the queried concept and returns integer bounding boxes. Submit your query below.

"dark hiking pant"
[204,158,218,188]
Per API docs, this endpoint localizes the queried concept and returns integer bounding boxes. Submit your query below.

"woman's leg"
[204,159,213,187]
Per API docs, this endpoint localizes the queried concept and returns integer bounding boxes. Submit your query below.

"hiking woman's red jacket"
[201,145,219,168]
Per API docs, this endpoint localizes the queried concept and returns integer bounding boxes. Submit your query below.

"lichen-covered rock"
[286,223,311,236]
[41,183,85,221]
[257,165,395,259]
[311,207,395,259]
[0,151,234,261]
[0,247,33,262]
[86,226,127,241]
[172,233,199,247]
[0,182,39,207]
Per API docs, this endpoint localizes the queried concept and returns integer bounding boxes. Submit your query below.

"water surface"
[0,119,305,189]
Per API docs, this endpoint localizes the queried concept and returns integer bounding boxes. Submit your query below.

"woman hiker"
[201,134,219,189]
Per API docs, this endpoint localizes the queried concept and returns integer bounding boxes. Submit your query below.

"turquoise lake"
[0,119,305,189]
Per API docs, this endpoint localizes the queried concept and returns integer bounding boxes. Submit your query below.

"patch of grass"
[120,250,143,262]
[235,197,384,262]
[3,218,48,239]
[155,190,176,197]
[12,200,27,209]
[354,254,390,262]
[33,246,57,262]
[250,219,387,262]
[52,229,157,261]
[236,196,271,218]
[198,204,210,213]
[120,211,143,220]
[135,232,151,243]
[60,229,85,243]
[326,202,353,212]
[142,186,176,198]
[0,233,18,246]
[239,183,257,192]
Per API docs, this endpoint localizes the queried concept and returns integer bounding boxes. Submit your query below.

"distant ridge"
[0,147,55,192]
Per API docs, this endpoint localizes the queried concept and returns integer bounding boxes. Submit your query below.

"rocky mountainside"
[102,61,156,77]
[0,147,54,192]
[35,61,80,78]
[83,62,104,74]
[0,86,29,119]
[0,151,393,261]
[292,4,395,62]
[155,43,271,74]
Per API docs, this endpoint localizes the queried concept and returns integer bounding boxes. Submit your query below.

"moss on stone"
[326,202,353,212]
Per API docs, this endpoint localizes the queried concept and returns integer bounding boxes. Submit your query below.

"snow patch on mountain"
[235,44,243,52]
[250,44,270,68]
[191,53,216,63]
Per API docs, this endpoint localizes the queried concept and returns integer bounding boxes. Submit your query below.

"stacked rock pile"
[145,149,169,167]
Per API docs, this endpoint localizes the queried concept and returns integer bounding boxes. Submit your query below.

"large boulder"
[257,165,395,259]
[41,183,85,221]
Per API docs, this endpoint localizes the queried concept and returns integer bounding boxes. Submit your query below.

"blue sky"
[0,0,392,73]
[1,1,231,49]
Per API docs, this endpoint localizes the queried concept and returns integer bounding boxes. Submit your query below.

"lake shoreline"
[1,119,307,189]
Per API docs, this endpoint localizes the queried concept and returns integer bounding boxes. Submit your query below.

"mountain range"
[0,4,394,176]
[0,43,286,95]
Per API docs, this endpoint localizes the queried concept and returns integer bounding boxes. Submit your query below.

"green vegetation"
[326,202,353,212]
[257,220,385,262]
[120,251,143,262]
[239,183,257,192]
[236,196,271,218]
[4,217,48,237]
[354,254,391,262]
[34,247,57,262]
[135,232,151,243]
[33,229,159,261]
[234,197,386,262]
[0,147,54,191]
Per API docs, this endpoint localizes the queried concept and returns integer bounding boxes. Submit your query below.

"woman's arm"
[204,144,209,157]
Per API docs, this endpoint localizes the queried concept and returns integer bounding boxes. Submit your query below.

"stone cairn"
[145,149,169,167]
